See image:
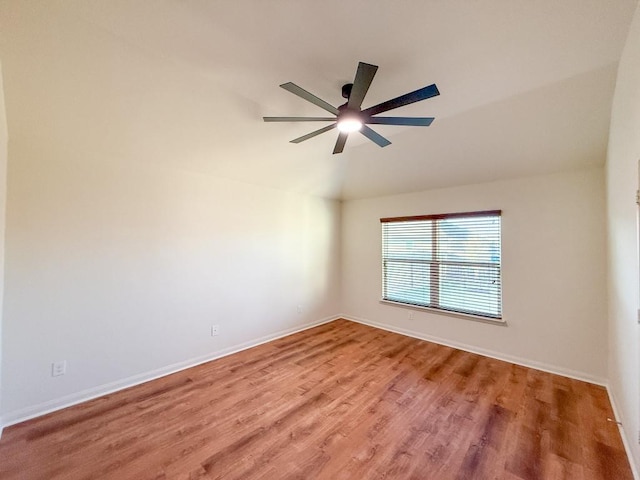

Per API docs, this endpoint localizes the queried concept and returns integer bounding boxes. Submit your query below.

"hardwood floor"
[0,319,633,479]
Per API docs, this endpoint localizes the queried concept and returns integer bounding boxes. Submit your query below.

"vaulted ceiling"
[0,0,637,199]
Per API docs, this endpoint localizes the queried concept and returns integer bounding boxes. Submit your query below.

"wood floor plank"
[0,319,633,479]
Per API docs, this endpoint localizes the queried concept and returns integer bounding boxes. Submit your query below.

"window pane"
[439,263,501,317]
[383,221,432,261]
[383,261,430,306]
[439,216,501,264]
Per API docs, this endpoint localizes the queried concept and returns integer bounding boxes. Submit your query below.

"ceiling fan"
[263,62,440,154]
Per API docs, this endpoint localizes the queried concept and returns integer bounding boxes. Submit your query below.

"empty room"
[0,1,639,479]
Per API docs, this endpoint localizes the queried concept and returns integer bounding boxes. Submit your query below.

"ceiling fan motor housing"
[341,83,353,99]
[339,83,364,125]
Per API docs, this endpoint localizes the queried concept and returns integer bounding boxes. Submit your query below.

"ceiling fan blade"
[347,62,378,110]
[362,84,440,117]
[290,124,336,144]
[280,82,339,115]
[333,132,348,154]
[360,125,391,148]
[366,117,434,126]
[264,116,335,122]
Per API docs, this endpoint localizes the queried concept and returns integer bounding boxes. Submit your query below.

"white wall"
[0,62,7,428]
[342,167,607,383]
[0,140,341,423]
[607,2,640,473]
[0,1,341,427]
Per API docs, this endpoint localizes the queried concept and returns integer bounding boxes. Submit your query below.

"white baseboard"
[606,385,640,480]
[0,315,340,430]
[340,314,608,386]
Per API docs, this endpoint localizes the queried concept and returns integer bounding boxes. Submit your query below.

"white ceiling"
[0,0,637,199]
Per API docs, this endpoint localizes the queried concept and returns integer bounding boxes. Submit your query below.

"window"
[381,210,502,320]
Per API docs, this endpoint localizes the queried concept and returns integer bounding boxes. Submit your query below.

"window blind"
[381,210,502,319]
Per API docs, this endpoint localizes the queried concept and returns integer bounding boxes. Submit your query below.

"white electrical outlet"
[52,360,66,377]
[297,305,302,314]
[211,325,219,337]
[408,311,414,320]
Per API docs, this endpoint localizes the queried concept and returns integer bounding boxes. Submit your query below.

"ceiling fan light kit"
[336,116,363,133]
[263,61,440,154]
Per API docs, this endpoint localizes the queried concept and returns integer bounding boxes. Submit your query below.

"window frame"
[380,210,504,324]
